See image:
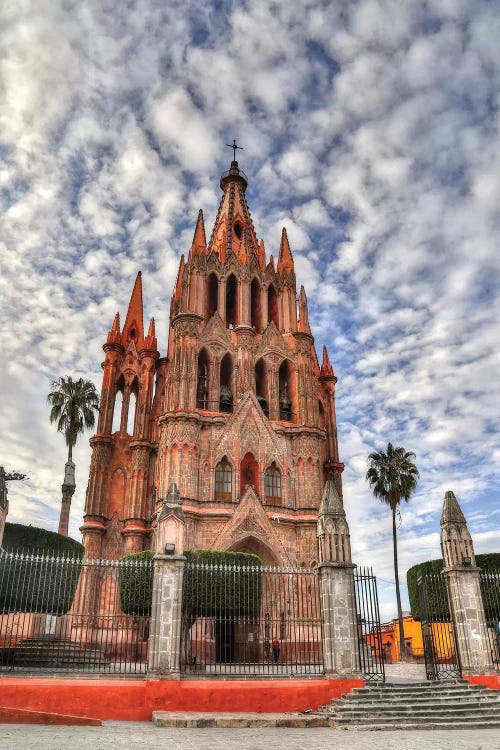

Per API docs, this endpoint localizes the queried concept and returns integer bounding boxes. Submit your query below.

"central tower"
[82,157,344,566]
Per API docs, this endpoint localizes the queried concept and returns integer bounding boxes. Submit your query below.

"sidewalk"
[1,723,499,750]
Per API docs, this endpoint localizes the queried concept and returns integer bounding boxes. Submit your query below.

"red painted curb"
[0,677,363,721]
[463,675,500,690]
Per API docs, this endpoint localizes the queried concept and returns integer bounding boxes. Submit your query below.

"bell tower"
[83,155,345,566]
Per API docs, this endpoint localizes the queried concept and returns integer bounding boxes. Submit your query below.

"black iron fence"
[180,561,323,676]
[480,569,500,669]
[0,550,152,673]
[353,567,385,682]
[417,572,461,680]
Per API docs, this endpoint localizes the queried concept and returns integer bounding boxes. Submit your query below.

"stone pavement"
[1,722,500,750]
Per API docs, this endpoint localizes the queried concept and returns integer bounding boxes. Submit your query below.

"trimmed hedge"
[118,550,154,616]
[118,549,262,619]
[407,553,500,621]
[2,523,84,555]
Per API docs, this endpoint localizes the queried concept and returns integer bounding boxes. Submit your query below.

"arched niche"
[219,352,233,412]
[226,274,237,328]
[318,399,326,430]
[240,452,259,495]
[255,358,268,416]
[206,272,218,319]
[250,278,261,332]
[278,359,296,423]
[108,467,126,518]
[197,348,210,409]
[267,284,278,327]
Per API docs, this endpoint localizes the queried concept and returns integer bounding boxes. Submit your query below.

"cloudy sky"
[1,0,499,620]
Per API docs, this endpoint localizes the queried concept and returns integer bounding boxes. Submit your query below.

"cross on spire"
[226,139,243,162]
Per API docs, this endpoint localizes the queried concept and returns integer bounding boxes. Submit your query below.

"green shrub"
[118,550,154,616]
[118,549,262,619]
[0,550,83,615]
[2,522,84,555]
[0,523,84,615]
[407,553,500,621]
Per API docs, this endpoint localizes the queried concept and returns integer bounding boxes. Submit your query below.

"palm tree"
[48,376,99,534]
[366,442,419,662]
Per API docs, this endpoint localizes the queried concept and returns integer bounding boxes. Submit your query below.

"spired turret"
[440,490,476,569]
[317,478,351,564]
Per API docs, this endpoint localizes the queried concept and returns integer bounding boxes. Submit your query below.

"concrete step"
[330,720,500,731]
[342,689,494,702]
[152,712,329,728]
[337,693,500,705]
[317,678,500,730]
[329,709,500,723]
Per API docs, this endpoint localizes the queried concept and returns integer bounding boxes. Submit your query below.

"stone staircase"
[318,680,500,730]
[11,635,110,668]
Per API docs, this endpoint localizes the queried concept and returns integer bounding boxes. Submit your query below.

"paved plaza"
[1,723,499,750]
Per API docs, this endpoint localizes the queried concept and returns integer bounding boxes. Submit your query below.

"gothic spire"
[144,317,157,350]
[320,345,334,379]
[207,158,259,263]
[189,209,207,258]
[297,285,311,334]
[122,271,144,346]
[106,312,121,345]
[277,227,294,274]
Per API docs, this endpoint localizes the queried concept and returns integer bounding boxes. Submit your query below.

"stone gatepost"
[148,481,186,678]
[317,479,361,678]
[440,490,495,676]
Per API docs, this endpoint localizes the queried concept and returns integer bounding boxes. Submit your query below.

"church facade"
[82,158,344,566]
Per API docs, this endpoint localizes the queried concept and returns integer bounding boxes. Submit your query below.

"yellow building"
[366,614,454,663]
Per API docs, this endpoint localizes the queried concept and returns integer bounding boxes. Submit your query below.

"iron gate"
[479,570,500,668]
[353,566,385,681]
[180,561,323,676]
[418,573,461,680]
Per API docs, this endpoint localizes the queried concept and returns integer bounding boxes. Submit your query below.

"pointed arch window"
[250,277,261,332]
[215,458,232,501]
[226,274,237,328]
[265,463,281,505]
[207,273,218,319]
[267,284,278,327]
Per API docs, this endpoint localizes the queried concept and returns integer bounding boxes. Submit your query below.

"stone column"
[148,554,185,678]
[58,460,76,537]
[440,490,495,675]
[319,562,360,678]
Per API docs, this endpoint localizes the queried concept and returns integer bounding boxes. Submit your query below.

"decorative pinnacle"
[441,490,466,526]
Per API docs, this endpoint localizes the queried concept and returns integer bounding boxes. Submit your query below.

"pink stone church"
[82,157,344,566]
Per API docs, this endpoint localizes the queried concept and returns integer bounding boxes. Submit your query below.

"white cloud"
[0,1,498,608]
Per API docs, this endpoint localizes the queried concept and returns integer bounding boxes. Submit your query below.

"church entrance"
[181,554,324,676]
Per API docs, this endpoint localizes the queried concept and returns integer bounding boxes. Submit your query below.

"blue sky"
[0,0,499,620]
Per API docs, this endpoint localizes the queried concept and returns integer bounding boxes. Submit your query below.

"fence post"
[319,562,361,677]
[317,478,361,678]
[440,490,495,675]
[148,481,186,678]
[148,554,185,678]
